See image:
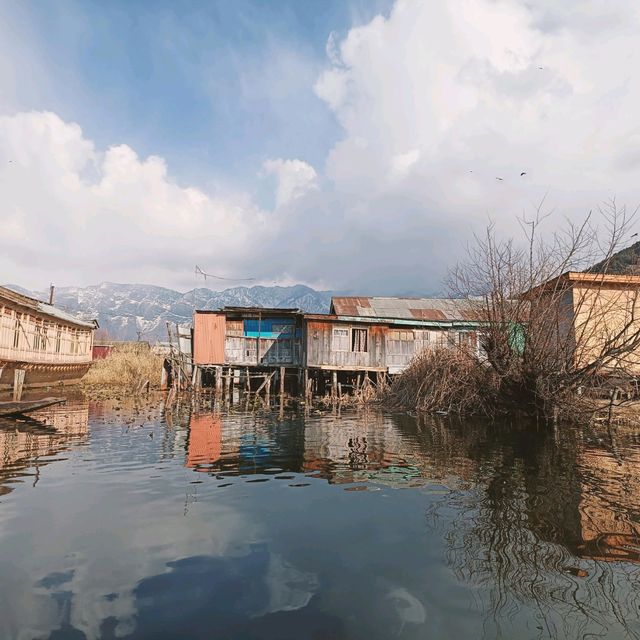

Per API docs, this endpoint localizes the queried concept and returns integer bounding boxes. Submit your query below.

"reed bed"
[82,344,163,390]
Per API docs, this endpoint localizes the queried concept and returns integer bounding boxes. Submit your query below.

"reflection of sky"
[2,404,640,638]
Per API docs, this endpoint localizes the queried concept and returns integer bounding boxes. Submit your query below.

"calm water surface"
[1,395,640,639]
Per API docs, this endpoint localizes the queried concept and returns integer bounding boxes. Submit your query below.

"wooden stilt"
[279,366,285,398]
[331,370,338,400]
[265,372,272,400]
[161,364,168,390]
[225,367,232,398]
[245,367,251,392]
[13,369,25,401]
[215,366,223,395]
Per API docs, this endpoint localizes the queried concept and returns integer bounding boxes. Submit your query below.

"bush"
[83,344,163,389]
[380,347,498,416]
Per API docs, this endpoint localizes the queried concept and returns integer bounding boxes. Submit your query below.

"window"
[351,328,368,352]
[13,315,20,349]
[41,323,49,351]
[332,328,349,351]
[55,327,62,353]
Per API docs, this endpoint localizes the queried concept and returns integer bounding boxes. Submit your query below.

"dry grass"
[380,347,498,416]
[82,344,163,390]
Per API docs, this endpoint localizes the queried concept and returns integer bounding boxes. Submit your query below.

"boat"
[0,397,66,418]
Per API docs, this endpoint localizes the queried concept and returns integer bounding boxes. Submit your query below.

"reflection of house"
[575,443,640,563]
[0,286,97,391]
[191,297,481,393]
[186,414,222,468]
[0,403,89,495]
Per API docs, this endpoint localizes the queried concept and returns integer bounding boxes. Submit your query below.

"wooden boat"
[0,397,66,418]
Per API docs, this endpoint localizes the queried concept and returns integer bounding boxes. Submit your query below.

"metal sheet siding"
[193,313,226,365]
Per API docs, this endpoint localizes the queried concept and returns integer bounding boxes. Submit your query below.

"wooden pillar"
[161,363,168,390]
[331,371,338,400]
[225,367,232,398]
[303,368,310,401]
[279,366,285,398]
[13,369,25,401]
[265,372,272,400]
[245,367,251,392]
[191,365,200,390]
[215,366,223,395]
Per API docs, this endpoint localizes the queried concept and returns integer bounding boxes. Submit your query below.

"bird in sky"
[520,171,527,176]
[496,177,503,181]
[632,233,638,238]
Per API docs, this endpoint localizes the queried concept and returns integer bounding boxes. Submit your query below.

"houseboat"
[0,286,97,392]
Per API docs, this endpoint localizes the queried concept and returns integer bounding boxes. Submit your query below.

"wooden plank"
[13,369,25,401]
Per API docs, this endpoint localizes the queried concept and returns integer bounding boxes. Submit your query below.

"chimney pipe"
[49,284,55,305]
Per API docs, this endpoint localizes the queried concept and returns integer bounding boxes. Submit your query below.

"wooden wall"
[193,313,226,365]
[0,302,93,365]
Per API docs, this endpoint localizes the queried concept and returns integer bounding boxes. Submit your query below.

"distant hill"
[3,282,334,341]
[588,241,640,275]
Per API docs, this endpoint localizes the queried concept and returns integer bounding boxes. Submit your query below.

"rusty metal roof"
[330,296,480,323]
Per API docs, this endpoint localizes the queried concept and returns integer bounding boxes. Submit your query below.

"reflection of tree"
[421,419,640,639]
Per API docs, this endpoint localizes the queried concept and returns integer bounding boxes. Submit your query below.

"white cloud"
[261,158,318,208]
[4,1,640,293]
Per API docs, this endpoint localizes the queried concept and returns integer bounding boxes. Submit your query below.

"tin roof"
[330,296,480,323]
[0,286,97,329]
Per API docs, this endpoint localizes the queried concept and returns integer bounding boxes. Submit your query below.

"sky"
[1,0,640,294]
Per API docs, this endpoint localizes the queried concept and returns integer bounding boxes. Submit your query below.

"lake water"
[1,395,640,639]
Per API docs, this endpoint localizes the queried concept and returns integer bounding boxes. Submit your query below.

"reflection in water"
[0,402,89,496]
[1,400,640,638]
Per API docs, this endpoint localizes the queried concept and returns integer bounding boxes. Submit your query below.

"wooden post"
[265,372,272,400]
[303,368,309,401]
[331,371,338,401]
[13,369,25,401]
[161,363,168,390]
[338,382,342,400]
[225,367,232,398]
[245,367,251,392]
[191,365,200,390]
[279,366,285,398]
[215,366,223,395]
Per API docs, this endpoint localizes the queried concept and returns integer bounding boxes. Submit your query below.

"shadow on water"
[1,395,640,638]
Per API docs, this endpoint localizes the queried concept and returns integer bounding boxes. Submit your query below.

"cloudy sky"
[1,0,639,293]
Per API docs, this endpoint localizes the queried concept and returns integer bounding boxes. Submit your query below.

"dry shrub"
[381,347,498,416]
[83,344,163,389]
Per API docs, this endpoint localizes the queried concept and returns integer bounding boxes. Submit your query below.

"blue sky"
[1,0,639,292]
[2,0,391,204]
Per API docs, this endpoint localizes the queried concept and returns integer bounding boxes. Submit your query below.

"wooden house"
[193,307,304,369]
[0,286,97,393]
[524,272,640,375]
[191,296,481,395]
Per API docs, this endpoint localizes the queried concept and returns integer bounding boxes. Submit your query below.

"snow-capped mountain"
[4,282,333,340]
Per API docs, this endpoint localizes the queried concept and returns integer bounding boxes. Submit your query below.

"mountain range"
[4,282,334,341]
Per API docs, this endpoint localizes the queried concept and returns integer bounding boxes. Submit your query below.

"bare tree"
[446,200,640,421]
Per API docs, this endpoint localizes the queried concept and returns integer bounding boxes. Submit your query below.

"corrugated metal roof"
[330,296,481,323]
[0,286,97,329]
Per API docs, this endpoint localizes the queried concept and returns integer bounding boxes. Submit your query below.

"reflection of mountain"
[0,403,89,496]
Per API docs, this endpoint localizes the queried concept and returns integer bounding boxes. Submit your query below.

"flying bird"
[632,233,638,238]
[520,171,527,176]
[495,177,503,181]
